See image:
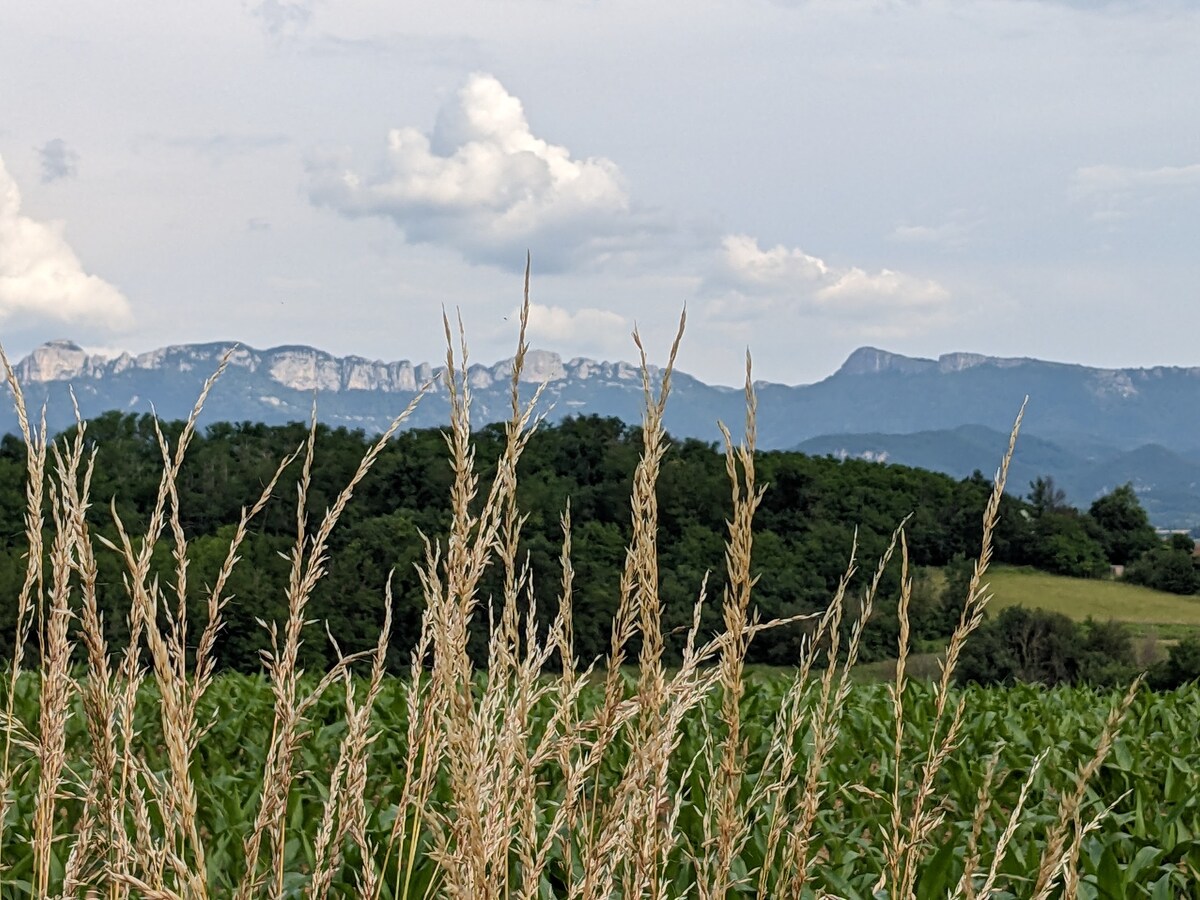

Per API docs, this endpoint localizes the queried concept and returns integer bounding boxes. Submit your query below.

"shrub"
[1123,542,1200,600]
[1148,634,1200,689]
[956,605,1135,687]
[1124,544,1200,595]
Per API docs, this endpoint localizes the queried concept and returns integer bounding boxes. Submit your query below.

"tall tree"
[1027,475,1068,515]
[1087,483,1159,566]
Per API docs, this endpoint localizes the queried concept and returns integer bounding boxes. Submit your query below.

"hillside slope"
[986,566,1200,637]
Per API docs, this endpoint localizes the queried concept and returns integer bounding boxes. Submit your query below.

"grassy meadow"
[988,566,1200,641]
[0,295,1196,897]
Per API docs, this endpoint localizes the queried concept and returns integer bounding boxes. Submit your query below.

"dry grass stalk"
[885,531,915,886]
[236,384,426,899]
[521,502,592,891]
[584,314,686,900]
[308,588,394,897]
[699,351,765,899]
[53,410,123,891]
[0,345,48,879]
[376,578,444,900]
[1060,787,1132,900]
[880,401,1025,898]
[33,457,79,897]
[781,519,908,899]
[752,544,855,898]
[623,316,687,900]
[559,312,814,900]
[422,318,504,898]
[954,745,1002,900]
[97,353,236,894]
[968,748,1050,900]
[491,263,561,899]
[394,260,585,900]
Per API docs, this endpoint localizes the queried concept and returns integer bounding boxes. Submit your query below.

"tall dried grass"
[0,269,1140,898]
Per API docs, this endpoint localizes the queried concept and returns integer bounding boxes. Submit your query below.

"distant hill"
[8,339,1200,525]
[795,426,1200,528]
[756,346,1200,452]
[794,424,1091,489]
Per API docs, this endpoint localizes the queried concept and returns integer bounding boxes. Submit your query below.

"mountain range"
[6,340,1200,527]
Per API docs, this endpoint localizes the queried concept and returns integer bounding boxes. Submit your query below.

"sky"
[1,0,1198,387]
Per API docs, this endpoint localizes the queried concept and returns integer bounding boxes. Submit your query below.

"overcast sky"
[1,0,1197,386]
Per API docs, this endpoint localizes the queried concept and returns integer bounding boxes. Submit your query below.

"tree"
[1030,512,1108,578]
[1168,532,1196,554]
[1087,483,1159,566]
[1028,476,1068,515]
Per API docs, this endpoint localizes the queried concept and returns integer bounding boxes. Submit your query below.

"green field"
[986,565,1200,637]
[0,672,1196,896]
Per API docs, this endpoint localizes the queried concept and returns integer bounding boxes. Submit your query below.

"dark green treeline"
[0,411,1147,672]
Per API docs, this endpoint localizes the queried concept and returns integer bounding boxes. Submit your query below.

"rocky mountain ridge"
[834,346,1036,376]
[16,340,651,395]
[9,338,1200,526]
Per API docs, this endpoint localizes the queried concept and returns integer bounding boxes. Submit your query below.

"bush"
[1148,634,1200,689]
[1124,545,1200,595]
[956,605,1135,687]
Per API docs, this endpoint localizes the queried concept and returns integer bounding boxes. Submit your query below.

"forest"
[0,410,1179,673]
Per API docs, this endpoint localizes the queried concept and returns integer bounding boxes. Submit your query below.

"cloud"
[151,132,291,163]
[250,0,314,40]
[307,33,483,68]
[1072,162,1200,197]
[308,73,656,272]
[815,266,950,311]
[0,154,133,328]
[1071,162,1200,222]
[37,139,79,183]
[706,234,950,336]
[524,302,628,348]
[888,218,973,248]
[1016,0,1200,11]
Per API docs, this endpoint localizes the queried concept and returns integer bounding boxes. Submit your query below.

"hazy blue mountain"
[752,346,1200,451]
[1083,444,1200,528]
[794,426,1200,528]
[7,339,1200,525]
[793,424,1097,495]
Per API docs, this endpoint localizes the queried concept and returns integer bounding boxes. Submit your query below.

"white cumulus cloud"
[0,154,132,328]
[523,302,629,353]
[815,267,950,312]
[706,234,951,336]
[719,235,830,287]
[308,73,655,272]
